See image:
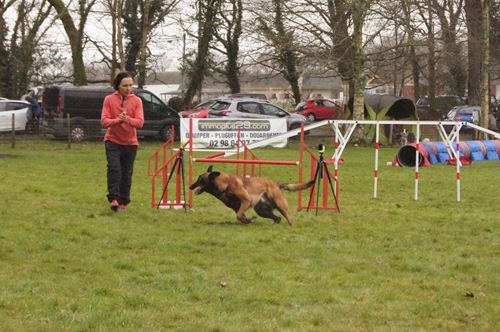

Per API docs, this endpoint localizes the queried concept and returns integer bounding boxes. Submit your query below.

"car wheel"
[160,126,175,142]
[71,125,85,142]
[306,113,316,122]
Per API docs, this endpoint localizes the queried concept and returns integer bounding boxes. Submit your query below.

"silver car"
[207,98,308,130]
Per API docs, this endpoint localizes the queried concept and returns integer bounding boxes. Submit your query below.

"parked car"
[447,104,500,131]
[0,99,30,132]
[42,85,179,142]
[179,100,216,118]
[446,105,481,124]
[295,98,343,121]
[416,95,465,120]
[207,98,308,130]
[223,93,268,101]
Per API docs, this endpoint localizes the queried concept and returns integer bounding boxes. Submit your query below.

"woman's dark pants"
[105,140,137,206]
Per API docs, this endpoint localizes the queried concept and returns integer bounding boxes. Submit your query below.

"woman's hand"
[119,111,127,122]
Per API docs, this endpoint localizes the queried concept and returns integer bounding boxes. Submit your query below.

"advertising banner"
[180,118,288,149]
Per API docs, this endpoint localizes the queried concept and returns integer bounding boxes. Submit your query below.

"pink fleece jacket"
[101,91,144,145]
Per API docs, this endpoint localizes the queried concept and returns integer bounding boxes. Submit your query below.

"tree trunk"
[220,0,242,93]
[137,0,150,87]
[426,1,436,112]
[0,2,9,96]
[402,0,420,100]
[273,0,301,104]
[226,46,241,93]
[47,0,88,85]
[434,0,466,96]
[480,0,490,138]
[111,0,117,83]
[465,0,482,105]
[183,0,221,106]
[109,0,125,82]
[351,0,367,144]
[123,0,141,76]
[116,0,125,72]
[329,0,354,98]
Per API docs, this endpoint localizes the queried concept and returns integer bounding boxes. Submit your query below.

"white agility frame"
[208,119,499,203]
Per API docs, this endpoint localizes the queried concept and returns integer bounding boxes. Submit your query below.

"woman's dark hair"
[113,71,133,90]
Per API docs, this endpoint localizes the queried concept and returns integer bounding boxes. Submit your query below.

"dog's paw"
[273,217,281,224]
[239,217,251,224]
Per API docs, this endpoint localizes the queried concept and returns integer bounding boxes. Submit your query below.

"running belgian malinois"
[189,166,314,225]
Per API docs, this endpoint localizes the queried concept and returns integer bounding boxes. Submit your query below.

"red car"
[179,100,215,118]
[295,98,343,122]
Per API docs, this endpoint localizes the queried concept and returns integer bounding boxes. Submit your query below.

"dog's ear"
[207,165,213,172]
[208,171,221,181]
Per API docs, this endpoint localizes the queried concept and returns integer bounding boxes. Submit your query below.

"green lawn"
[0,136,499,331]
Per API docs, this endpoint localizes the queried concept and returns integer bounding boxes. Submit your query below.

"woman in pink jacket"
[101,72,144,212]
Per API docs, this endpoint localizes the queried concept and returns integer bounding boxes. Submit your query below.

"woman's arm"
[101,96,121,128]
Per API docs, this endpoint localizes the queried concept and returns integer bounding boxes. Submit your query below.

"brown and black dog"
[189,166,314,225]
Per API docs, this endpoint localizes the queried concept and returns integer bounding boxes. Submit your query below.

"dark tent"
[345,95,418,144]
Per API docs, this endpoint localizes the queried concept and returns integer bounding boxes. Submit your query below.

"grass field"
[0,136,499,331]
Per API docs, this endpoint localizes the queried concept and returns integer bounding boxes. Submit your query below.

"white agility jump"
[148,119,499,210]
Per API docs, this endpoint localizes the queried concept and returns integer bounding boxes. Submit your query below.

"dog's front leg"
[236,199,252,224]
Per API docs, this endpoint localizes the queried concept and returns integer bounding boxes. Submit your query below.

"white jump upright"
[455,124,461,202]
[414,123,420,201]
[374,123,380,199]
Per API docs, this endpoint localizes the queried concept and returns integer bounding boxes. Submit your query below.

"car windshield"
[262,103,286,116]
[194,100,215,109]
[210,101,231,111]
[295,101,306,111]
[458,110,475,115]
[323,100,337,108]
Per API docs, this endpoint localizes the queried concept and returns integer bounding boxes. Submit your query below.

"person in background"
[101,72,144,212]
[25,94,42,133]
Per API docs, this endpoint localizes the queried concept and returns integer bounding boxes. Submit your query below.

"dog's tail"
[280,179,315,191]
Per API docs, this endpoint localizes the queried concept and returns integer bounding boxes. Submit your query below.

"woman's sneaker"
[110,200,119,212]
[118,204,127,212]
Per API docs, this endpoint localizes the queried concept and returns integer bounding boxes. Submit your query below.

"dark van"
[42,85,179,142]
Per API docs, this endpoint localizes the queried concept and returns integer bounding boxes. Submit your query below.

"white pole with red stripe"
[374,122,380,198]
[414,123,421,200]
[456,125,461,202]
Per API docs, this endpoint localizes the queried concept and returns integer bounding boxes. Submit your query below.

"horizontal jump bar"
[193,158,299,166]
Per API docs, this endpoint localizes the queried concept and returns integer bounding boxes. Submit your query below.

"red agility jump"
[148,120,340,212]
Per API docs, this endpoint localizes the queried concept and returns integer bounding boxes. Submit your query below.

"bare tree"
[100,0,126,82]
[48,0,98,85]
[465,0,482,105]
[0,0,18,96]
[415,0,438,113]
[401,0,421,100]
[212,0,243,93]
[254,0,302,104]
[9,0,53,97]
[491,0,500,78]
[122,0,179,86]
[432,0,467,96]
[350,0,370,143]
[479,0,489,136]
[183,0,222,106]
